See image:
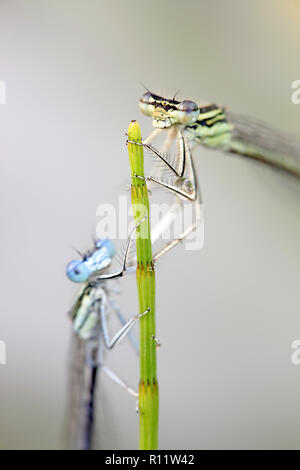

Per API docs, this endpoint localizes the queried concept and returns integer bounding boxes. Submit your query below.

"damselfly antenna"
[69,245,85,258]
[139,81,151,93]
[173,89,181,101]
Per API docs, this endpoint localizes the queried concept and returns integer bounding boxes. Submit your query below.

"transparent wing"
[67,332,100,450]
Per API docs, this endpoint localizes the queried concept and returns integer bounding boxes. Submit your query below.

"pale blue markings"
[66,239,116,283]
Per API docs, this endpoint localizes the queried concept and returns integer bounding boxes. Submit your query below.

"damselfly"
[139,91,300,179]
[65,216,196,450]
[66,225,150,450]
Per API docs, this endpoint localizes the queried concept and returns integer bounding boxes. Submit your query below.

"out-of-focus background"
[1,0,300,450]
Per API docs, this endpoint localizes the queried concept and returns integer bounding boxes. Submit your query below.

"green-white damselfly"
[126,90,300,267]
[139,91,300,180]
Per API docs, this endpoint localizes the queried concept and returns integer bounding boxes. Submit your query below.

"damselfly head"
[66,259,91,283]
[139,92,199,128]
[67,239,115,283]
[139,91,179,128]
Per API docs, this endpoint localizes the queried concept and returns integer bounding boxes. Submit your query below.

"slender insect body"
[67,245,117,449]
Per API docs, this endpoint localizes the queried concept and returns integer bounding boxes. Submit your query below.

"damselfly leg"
[127,131,203,257]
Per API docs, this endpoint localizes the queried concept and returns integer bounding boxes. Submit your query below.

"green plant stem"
[127,120,159,450]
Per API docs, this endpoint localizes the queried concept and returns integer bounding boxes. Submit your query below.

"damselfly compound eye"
[140,92,152,104]
[66,260,90,283]
[178,100,198,113]
[173,100,199,125]
[139,92,154,116]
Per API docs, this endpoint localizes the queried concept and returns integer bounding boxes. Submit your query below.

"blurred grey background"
[1,0,300,450]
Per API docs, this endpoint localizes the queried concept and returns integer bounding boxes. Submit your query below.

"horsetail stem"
[127,120,159,450]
